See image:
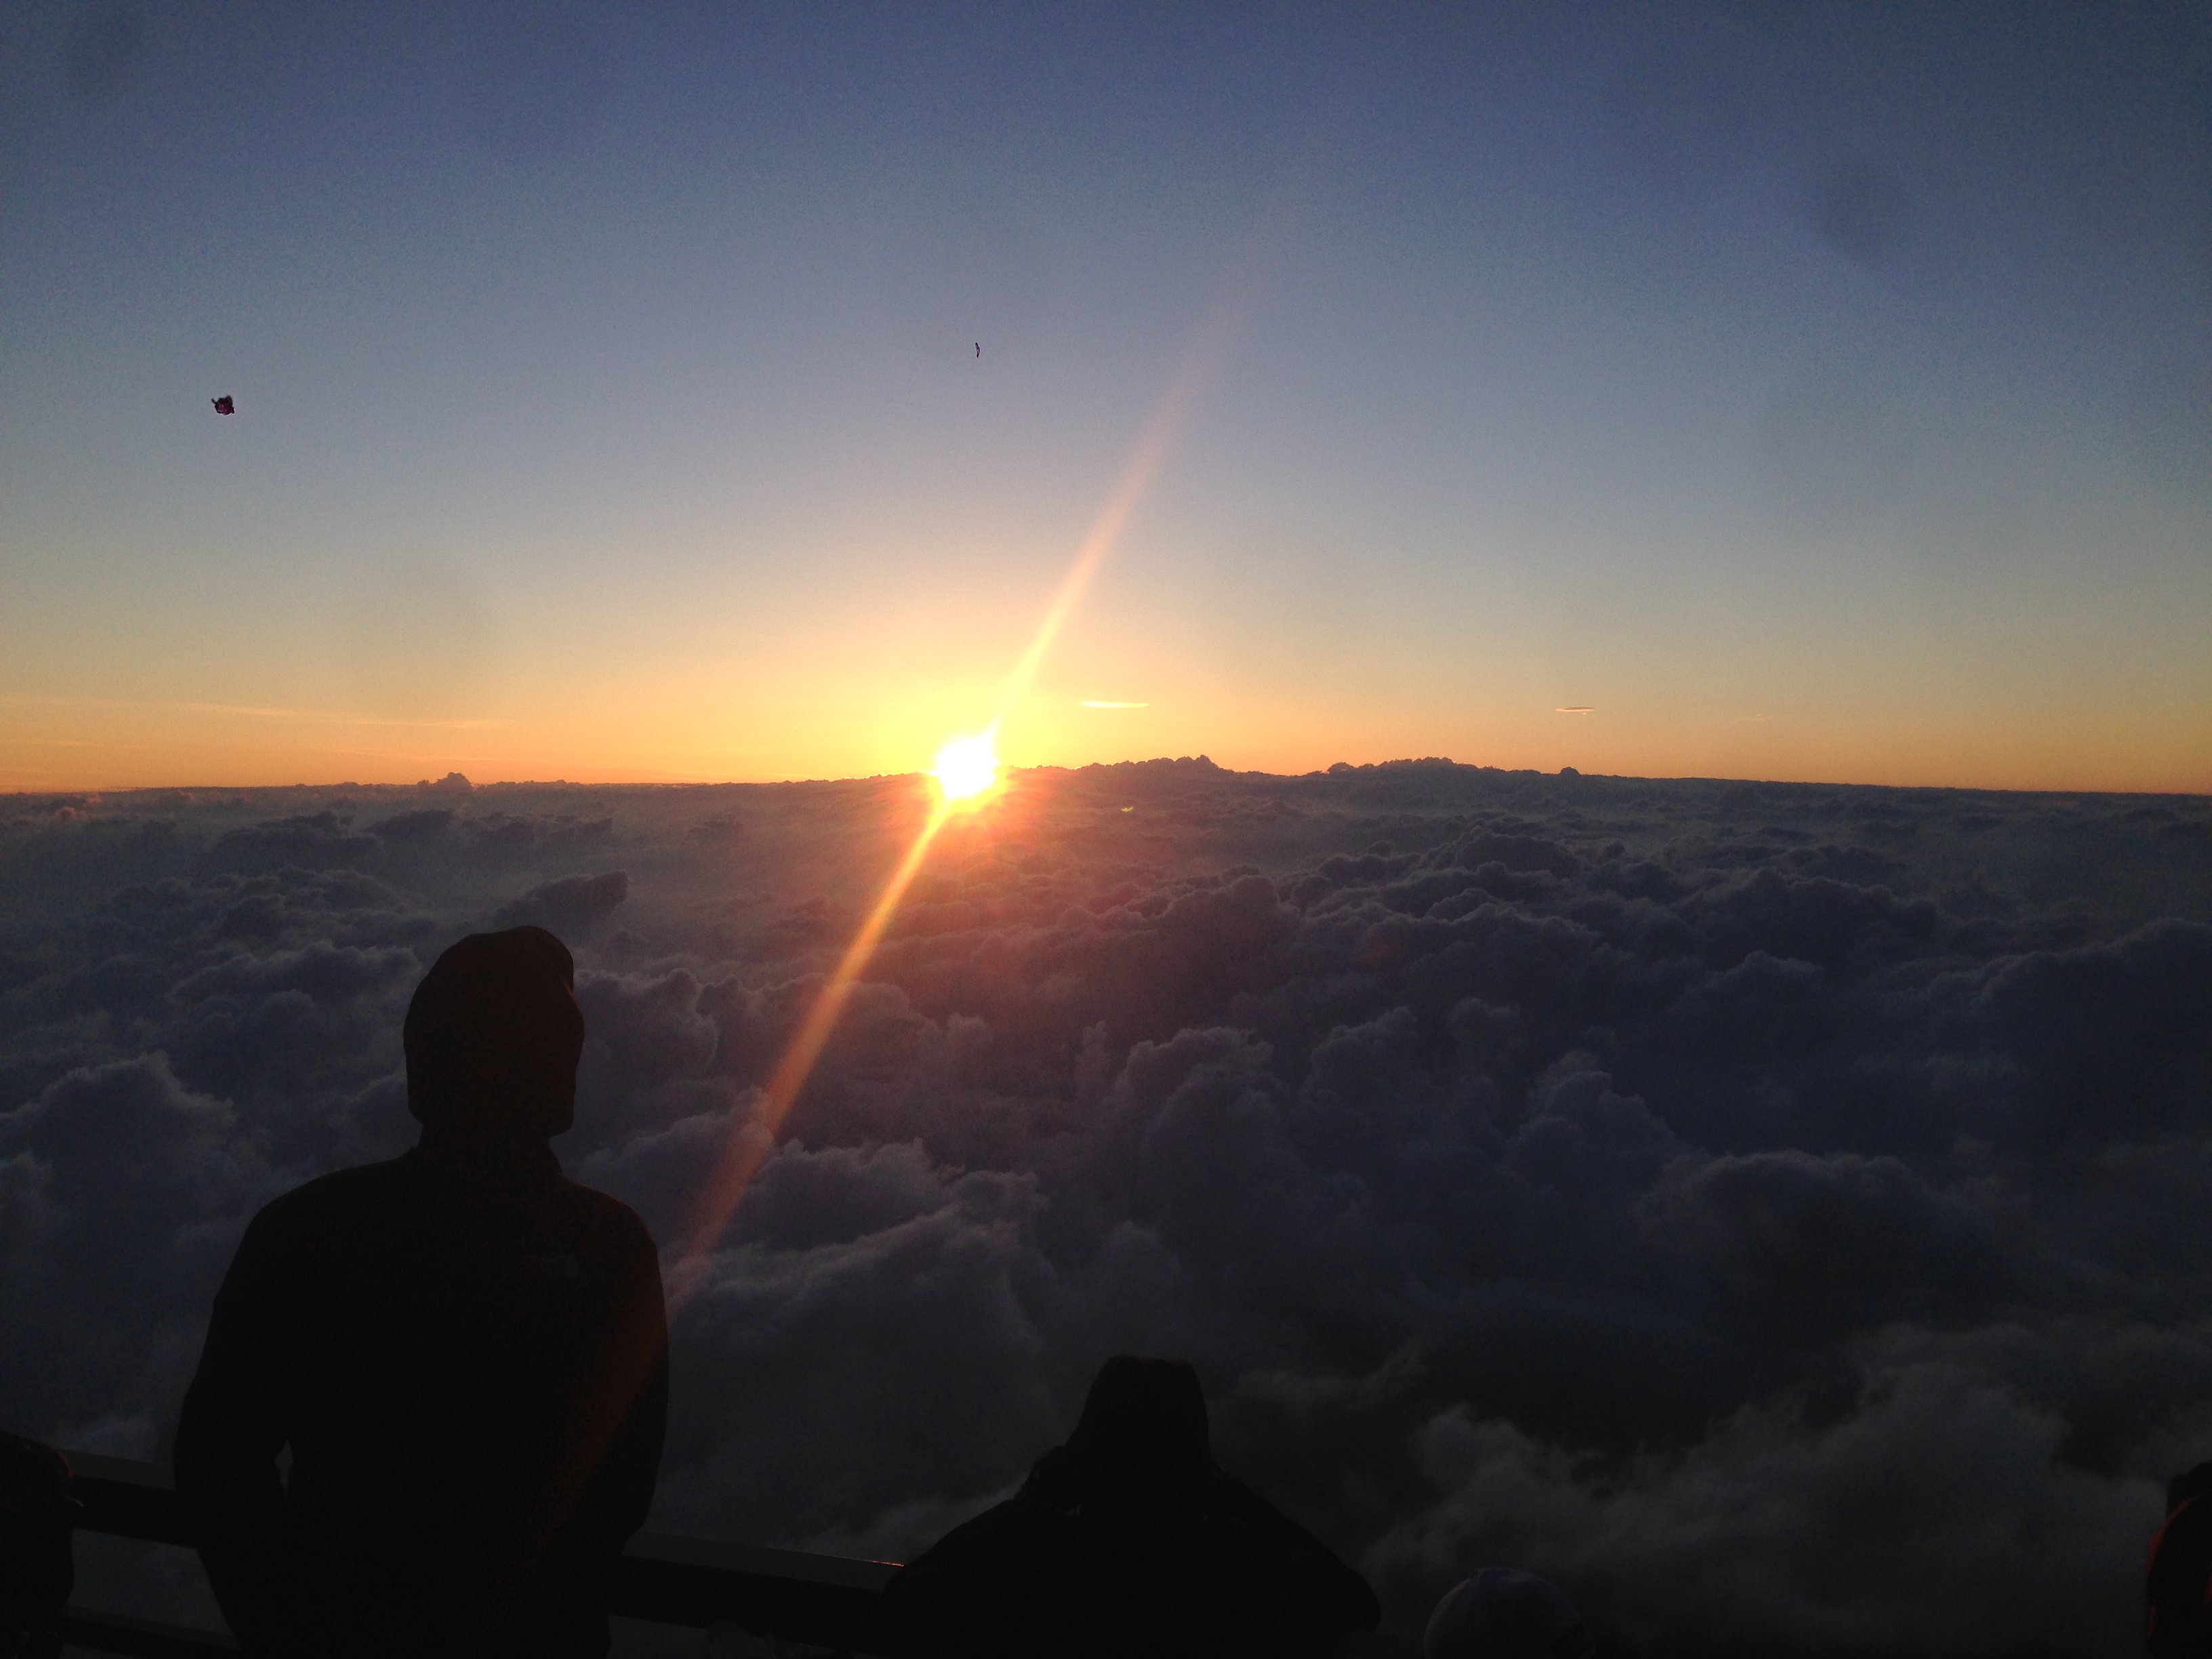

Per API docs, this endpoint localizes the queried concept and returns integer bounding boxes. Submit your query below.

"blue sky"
[3,2,2207,790]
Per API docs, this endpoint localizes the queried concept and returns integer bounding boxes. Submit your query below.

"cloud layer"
[5,762,2212,1656]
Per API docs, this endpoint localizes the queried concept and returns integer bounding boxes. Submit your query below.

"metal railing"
[59,1453,898,1657]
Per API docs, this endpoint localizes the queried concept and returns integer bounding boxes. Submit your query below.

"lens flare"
[674,276,1256,1291]
[933,731,1000,804]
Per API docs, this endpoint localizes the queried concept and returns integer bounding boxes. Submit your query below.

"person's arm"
[540,1211,670,1585]
[173,1206,304,1655]
[588,1229,669,1547]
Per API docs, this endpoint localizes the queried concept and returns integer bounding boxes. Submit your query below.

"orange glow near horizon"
[6,685,2209,798]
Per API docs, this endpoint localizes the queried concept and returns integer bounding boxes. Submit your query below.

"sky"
[2,1,2209,794]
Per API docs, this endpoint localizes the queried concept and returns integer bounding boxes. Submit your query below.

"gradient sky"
[3,2,2208,793]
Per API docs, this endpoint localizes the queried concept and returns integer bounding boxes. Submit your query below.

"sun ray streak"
[673,796,952,1297]
[672,298,1250,1292]
[989,310,1241,731]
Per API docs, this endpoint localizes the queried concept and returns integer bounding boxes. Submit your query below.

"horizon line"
[6,758,2207,802]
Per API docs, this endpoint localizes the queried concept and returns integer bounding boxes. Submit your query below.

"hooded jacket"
[176,928,668,1658]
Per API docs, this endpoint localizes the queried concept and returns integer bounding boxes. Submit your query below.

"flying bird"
[975,342,981,359]
[211,395,234,415]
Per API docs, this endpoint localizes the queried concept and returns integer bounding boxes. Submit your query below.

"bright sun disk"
[933,732,1000,803]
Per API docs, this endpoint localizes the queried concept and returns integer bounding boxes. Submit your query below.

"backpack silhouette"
[2148,1465,2212,1656]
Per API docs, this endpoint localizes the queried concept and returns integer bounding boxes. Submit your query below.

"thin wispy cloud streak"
[2,695,508,732]
[171,705,512,732]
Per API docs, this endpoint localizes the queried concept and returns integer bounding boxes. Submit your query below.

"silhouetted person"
[0,1432,77,1657]
[176,927,668,1658]
[1426,1569,1598,1659]
[2148,1464,2212,1656]
[884,1355,1380,1659]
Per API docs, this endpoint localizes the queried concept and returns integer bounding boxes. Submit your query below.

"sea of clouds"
[5,760,2211,1656]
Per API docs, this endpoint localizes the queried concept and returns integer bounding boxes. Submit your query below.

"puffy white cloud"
[1370,1355,2160,1656]
[2,768,2209,1652]
[0,1053,287,1442]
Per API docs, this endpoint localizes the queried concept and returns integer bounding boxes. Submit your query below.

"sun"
[932,731,1000,804]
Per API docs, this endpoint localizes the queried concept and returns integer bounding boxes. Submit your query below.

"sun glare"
[933,731,1000,804]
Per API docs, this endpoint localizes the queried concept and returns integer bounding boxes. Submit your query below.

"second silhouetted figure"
[176,926,668,1658]
[885,1354,1380,1658]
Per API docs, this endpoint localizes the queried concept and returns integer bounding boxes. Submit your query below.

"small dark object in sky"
[975,342,981,358]
[1809,159,1911,266]
[211,395,234,415]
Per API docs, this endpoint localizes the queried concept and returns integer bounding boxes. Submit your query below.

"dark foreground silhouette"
[884,1354,1380,1658]
[1425,1568,1599,1659]
[176,927,668,1658]
[0,1431,76,1655]
[2147,1463,2212,1656]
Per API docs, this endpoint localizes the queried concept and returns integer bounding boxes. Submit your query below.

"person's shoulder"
[551,1172,659,1258]
[892,1487,1061,1582]
[222,1157,413,1282]
[252,1155,410,1230]
[552,1171,650,1231]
